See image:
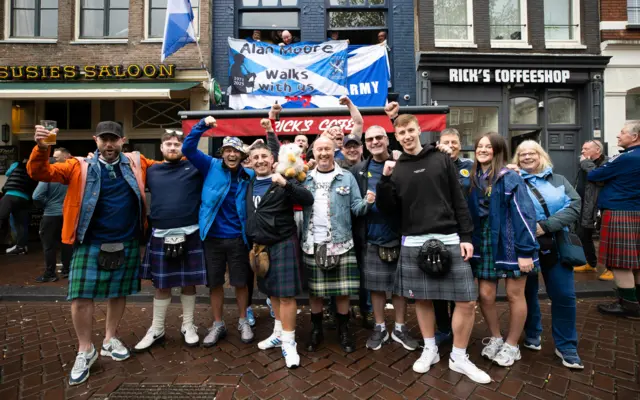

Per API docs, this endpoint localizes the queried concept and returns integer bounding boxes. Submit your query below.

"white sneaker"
[481,337,504,361]
[282,340,300,369]
[258,331,282,350]
[69,346,98,386]
[449,355,492,384]
[134,328,165,351]
[238,320,254,344]
[181,324,199,347]
[101,337,130,361]
[493,344,521,367]
[412,346,440,373]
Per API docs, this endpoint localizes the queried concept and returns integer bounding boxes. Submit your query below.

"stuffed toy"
[275,143,309,182]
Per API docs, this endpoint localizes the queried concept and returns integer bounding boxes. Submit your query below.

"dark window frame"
[325,0,387,32]
[43,100,93,131]
[10,0,58,38]
[236,0,301,32]
[80,0,129,38]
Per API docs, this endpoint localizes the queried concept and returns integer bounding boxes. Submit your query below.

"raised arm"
[587,155,627,182]
[375,160,400,218]
[260,118,281,160]
[340,96,363,139]
[183,117,216,176]
[28,126,75,184]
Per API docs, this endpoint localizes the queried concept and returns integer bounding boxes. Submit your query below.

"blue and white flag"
[228,38,349,98]
[229,43,390,110]
[161,0,196,62]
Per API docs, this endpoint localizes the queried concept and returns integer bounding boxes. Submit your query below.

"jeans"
[0,195,31,247]
[576,226,597,267]
[524,261,578,353]
[39,216,73,276]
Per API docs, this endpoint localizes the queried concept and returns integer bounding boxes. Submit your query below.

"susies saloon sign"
[0,64,176,80]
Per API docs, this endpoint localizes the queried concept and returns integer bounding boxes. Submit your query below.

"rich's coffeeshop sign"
[0,64,176,80]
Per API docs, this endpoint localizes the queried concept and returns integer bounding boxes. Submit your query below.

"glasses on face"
[518,152,537,158]
[104,163,117,180]
[365,135,386,143]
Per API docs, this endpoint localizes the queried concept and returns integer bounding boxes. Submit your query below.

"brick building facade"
[600,0,640,155]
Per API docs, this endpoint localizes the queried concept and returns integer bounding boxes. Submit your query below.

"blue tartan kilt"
[257,235,302,298]
[141,230,208,289]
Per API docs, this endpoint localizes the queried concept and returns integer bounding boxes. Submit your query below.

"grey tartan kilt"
[393,244,477,301]
[363,243,398,292]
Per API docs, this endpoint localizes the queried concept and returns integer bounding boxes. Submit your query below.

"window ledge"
[70,39,129,45]
[0,38,57,44]
[435,42,478,48]
[628,24,640,30]
[490,41,532,49]
[140,38,163,43]
[545,42,587,49]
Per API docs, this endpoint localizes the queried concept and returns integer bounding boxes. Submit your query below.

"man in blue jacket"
[182,116,256,345]
[589,120,640,319]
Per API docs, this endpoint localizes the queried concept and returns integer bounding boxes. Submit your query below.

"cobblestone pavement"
[1,299,638,400]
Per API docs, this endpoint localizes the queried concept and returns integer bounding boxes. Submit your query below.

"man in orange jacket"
[28,121,155,386]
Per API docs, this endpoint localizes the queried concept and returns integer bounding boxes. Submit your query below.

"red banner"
[181,114,446,137]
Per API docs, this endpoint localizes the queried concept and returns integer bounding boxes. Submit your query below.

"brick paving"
[0,299,638,400]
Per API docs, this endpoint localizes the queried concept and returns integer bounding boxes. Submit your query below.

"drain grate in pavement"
[105,383,217,399]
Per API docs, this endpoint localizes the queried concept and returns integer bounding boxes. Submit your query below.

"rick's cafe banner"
[227,38,390,110]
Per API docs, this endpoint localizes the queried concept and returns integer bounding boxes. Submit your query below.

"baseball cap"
[222,136,247,155]
[95,121,123,138]
[343,134,362,146]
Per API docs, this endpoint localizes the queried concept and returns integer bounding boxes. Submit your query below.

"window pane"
[13,0,35,8]
[109,10,128,36]
[330,0,349,5]
[81,0,103,8]
[328,11,386,28]
[544,0,573,40]
[626,92,640,120]
[242,0,259,5]
[548,97,576,124]
[69,101,92,130]
[132,99,188,129]
[100,100,116,122]
[240,12,299,28]
[262,0,278,5]
[44,101,68,130]
[150,8,166,37]
[350,0,366,4]
[40,10,58,37]
[434,0,468,40]
[370,0,385,4]
[490,0,522,40]
[110,0,129,7]
[41,0,58,8]
[190,0,198,7]
[192,8,199,35]
[445,106,500,159]
[151,0,166,6]
[510,97,538,125]
[630,0,640,24]
[12,10,35,37]
[281,0,298,5]
[81,10,104,37]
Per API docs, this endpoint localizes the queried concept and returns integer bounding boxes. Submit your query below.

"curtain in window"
[544,0,572,40]
[434,0,468,40]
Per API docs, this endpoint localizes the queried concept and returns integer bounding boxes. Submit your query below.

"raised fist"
[260,119,272,130]
[204,116,217,128]
[382,160,396,176]
[384,102,399,119]
[338,96,352,106]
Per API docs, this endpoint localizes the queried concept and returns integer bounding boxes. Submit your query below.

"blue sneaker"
[69,345,98,386]
[555,349,584,370]
[266,298,275,319]
[246,307,256,327]
[523,336,542,351]
[435,330,453,346]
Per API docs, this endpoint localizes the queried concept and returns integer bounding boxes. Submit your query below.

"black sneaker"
[366,325,389,351]
[391,325,419,351]
[5,245,28,255]
[362,312,375,330]
[35,274,59,283]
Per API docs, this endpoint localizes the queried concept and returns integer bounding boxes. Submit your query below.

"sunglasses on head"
[165,129,184,135]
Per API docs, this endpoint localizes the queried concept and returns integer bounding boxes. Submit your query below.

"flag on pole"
[161,0,197,62]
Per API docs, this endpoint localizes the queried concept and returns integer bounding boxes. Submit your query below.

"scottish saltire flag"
[161,0,196,62]
[229,43,390,110]
[228,38,349,99]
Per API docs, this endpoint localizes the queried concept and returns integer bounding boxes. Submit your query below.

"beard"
[163,153,182,163]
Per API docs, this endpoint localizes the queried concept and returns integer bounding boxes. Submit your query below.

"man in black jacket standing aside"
[251,119,314,369]
[376,104,490,383]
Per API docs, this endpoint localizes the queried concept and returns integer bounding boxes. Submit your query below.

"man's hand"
[269,103,282,120]
[34,125,56,149]
[87,152,95,159]
[338,96,352,106]
[272,173,287,187]
[535,223,545,237]
[260,118,272,131]
[204,116,217,128]
[384,102,399,119]
[382,160,396,176]
[460,242,474,262]
[580,155,587,162]
[436,142,453,155]
[517,257,535,273]
[320,130,335,141]
[365,190,376,204]
[506,163,520,173]
[306,159,317,170]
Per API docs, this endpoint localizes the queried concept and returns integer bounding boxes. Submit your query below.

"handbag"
[314,243,341,271]
[525,181,587,267]
[163,234,186,259]
[97,243,125,271]
[417,239,452,278]
[249,244,270,277]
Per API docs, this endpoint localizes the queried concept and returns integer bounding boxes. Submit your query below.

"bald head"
[313,136,335,172]
[282,30,292,45]
[314,136,334,150]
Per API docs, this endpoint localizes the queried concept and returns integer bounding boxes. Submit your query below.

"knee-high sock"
[181,294,196,327]
[151,297,171,332]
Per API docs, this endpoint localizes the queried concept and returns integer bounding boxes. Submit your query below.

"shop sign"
[0,64,176,80]
[449,69,571,84]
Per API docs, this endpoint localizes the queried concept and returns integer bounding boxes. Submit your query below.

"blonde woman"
[512,140,583,369]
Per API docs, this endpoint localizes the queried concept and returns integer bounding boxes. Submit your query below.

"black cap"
[96,121,123,138]
[343,133,362,146]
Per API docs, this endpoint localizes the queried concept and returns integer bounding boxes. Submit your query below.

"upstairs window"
[544,0,581,43]
[148,0,199,38]
[10,0,58,38]
[490,0,528,44]
[327,0,387,45]
[80,0,129,38]
[434,0,474,44]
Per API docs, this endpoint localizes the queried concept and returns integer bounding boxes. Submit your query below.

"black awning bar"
[179,106,450,120]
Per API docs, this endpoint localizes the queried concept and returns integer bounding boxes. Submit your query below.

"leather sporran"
[249,244,270,277]
[378,245,400,263]
[314,244,340,271]
[417,239,452,278]
[163,235,186,259]
[97,243,125,271]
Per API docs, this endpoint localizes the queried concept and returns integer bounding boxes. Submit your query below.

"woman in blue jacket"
[468,132,539,368]
[512,140,583,370]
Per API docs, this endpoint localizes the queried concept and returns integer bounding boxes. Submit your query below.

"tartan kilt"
[303,247,360,297]
[599,210,640,270]
[68,239,141,300]
[472,218,537,281]
[141,231,208,289]
[257,235,302,298]
[363,243,398,292]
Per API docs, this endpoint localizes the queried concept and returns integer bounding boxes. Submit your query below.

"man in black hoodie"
[376,103,490,384]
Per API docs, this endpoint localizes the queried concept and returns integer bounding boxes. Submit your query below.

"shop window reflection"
[626,88,640,120]
[548,97,576,124]
[445,106,499,160]
[510,97,538,125]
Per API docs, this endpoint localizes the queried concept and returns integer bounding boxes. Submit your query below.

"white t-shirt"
[312,170,337,244]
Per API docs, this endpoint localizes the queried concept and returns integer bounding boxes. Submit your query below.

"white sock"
[274,320,283,334]
[450,346,467,362]
[395,322,404,331]
[180,294,196,328]
[151,297,171,333]
[423,337,437,351]
[281,330,295,343]
[503,342,517,350]
[376,323,386,331]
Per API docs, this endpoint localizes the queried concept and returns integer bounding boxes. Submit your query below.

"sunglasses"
[104,163,117,180]
[165,129,184,135]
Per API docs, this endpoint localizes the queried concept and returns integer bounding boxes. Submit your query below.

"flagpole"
[191,20,206,72]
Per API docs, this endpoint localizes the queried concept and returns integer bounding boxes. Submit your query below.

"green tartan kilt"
[67,240,141,300]
[303,247,360,297]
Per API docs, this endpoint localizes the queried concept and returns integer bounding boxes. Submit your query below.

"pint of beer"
[41,120,57,145]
